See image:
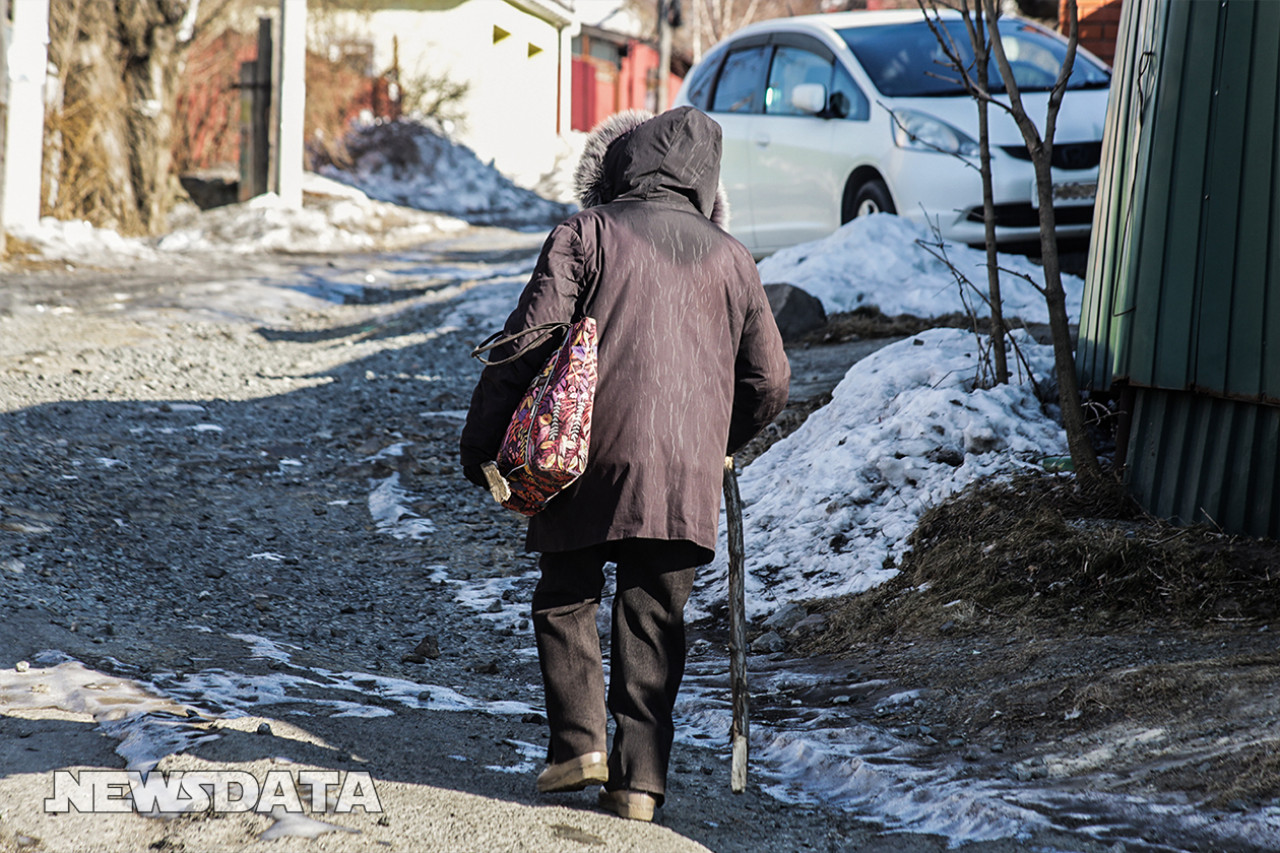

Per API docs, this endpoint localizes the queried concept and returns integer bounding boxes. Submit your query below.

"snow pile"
[159,173,467,254]
[7,218,162,266]
[756,214,1083,323]
[8,173,468,267]
[694,327,1067,619]
[318,120,576,228]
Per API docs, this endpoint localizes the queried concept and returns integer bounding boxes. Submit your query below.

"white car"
[673,9,1112,257]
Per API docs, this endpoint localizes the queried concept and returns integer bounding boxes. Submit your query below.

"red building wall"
[571,39,683,133]
[175,27,400,175]
[1063,0,1123,66]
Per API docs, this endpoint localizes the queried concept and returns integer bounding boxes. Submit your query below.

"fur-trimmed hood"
[573,107,730,229]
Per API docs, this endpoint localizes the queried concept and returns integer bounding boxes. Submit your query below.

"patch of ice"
[228,633,301,663]
[368,473,435,540]
[259,806,359,841]
[448,570,537,635]
[874,691,922,713]
[362,441,413,462]
[0,660,186,722]
[485,739,543,775]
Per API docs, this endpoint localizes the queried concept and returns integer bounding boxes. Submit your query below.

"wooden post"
[237,18,273,201]
[237,63,258,200]
[275,0,306,209]
[253,18,272,197]
[1,0,50,231]
[723,456,748,793]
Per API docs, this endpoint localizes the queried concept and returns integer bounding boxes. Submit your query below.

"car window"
[711,46,770,114]
[684,45,726,110]
[765,47,832,116]
[831,64,870,121]
[837,19,1110,97]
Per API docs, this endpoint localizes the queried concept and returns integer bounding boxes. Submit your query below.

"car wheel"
[843,177,896,222]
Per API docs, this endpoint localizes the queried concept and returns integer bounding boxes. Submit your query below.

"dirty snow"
[317,120,576,228]
[756,214,1084,323]
[691,326,1066,621]
[159,173,468,254]
[7,173,468,267]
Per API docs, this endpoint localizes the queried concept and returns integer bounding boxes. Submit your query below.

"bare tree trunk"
[119,1,192,233]
[918,0,1008,383]
[984,0,1101,484]
[46,0,196,235]
[120,1,195,232]
[958,1,1009,384]
[1031,155,1099,482]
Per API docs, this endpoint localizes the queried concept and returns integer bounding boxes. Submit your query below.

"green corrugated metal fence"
[1077,0,1280,538]
[1076,0,1162,391]
[1079,0,1280,402]
[1127,388,1280,534]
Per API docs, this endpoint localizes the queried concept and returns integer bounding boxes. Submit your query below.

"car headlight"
[891,109,980,157]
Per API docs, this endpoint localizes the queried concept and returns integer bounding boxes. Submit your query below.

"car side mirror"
[825,91,850,120]
[790,83,827,115]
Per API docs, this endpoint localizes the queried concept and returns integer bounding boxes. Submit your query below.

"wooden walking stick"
[723,456,748,793]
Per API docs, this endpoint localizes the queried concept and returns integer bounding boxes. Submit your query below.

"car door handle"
[753,133,770,148]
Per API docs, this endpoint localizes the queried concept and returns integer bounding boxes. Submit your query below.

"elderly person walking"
[460,106,789,821]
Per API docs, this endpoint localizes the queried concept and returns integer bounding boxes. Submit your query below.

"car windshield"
[837,19,1111,97]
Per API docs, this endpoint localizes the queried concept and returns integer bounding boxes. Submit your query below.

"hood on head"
[574,107,730,229]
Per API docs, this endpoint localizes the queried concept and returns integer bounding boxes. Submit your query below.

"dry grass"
[801,306,972,343]
[800,473,1280,654]
[1195,745,1280,809]
[1,235,40,262]
[803,306,1054,347]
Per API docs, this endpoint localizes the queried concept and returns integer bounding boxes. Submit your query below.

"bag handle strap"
[471,265,603,366]
[470,322,569,366]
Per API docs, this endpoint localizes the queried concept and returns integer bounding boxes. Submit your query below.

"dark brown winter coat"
[460,107,790,559]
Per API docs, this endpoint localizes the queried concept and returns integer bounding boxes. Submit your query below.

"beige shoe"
[597,788,657,822]
[536,751,608,793]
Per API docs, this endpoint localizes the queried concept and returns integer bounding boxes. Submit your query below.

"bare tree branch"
[995,264,1050,297]
[916,2,1016,115]
[1044,0,1079,152]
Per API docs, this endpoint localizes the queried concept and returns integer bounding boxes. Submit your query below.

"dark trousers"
[533,538,703,802]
